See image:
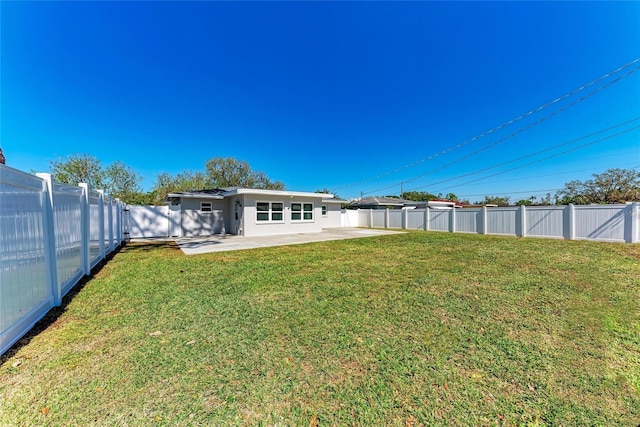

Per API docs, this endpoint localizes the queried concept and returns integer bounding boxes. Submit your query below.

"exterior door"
[234,199,243,235]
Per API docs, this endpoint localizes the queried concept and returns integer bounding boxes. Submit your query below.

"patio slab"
[172,228,404,255]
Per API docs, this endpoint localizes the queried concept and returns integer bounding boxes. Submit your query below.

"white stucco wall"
[242,195,324,237]
[321,202,343,228]
[180,198,227,236]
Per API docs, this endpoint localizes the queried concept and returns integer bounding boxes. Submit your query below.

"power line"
[424,124,640,194]
[445,158,640,188]
[456,188,562,198]
[456,163,640,199]
[333,56,640,192]
[360,65,640,196]
[406,117,640,192]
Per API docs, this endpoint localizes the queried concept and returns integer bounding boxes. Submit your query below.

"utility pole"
[400,182,404,198]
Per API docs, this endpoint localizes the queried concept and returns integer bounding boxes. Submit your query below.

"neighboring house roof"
[428,199,463,208]
[349,197,464,209]
[163,188,335,204]
[349,196,410,208]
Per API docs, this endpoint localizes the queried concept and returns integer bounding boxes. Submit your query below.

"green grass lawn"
[1,232,639,426]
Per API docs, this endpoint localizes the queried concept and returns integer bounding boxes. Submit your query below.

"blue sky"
[2,1,639,202]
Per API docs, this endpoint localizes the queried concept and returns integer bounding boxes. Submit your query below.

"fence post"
[425,206,430,231]
[79,183,90,275]
[385,208,389,229]
[116,199,122,244]
[566,204,575,240]
[36,173,61,307]
[519,205,527,238]
[403,208,408,230]
[481,206,487,235]
[450,207,456,233]
[108,198,114,253]
[98,190,106,260]
[369,209,373,229]
[628,202,639,243]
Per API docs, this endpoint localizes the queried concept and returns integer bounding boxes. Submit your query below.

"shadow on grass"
[0,244,138,366]
[119,239,182,253]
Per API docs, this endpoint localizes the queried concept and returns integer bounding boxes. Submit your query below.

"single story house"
[163,188,343,237]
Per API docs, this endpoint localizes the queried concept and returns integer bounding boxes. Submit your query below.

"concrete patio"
[170,227,404,255]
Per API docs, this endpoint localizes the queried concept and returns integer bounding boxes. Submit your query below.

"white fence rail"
[1,165,125,356]
[350,204,639,243]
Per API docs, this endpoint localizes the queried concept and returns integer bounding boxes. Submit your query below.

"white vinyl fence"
[1,165,125,356]
[351,204,640,243]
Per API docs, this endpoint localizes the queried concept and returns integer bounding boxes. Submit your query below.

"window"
[322,205,328,217]
[256,202,284,222]
[200,202,212,212]
[291,202,314,221]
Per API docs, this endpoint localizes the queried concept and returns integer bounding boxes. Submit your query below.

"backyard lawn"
[1,232,639,426]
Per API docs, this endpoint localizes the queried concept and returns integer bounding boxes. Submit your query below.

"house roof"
[222,188,334,199]
[163,188,335,204]
[164,189,225,204]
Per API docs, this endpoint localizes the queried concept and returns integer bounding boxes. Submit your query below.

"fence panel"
[574,205,626,242]
[487,207,518,236]
[103,196,112,254]
[52,182,84,297]
[430,209,450,232]
[357,209,370,228]
[526,206,565,239]
[0,167,53,356]
[406,209,425,230]
[371,210,386,228]
[347,205,637,243]
[88,191,102,267]
[1,166,126,356]
[128,206,170,238]
[388,210,403,229]
[341,209,359,227]
[457,209,480,234]
[110,199,118,250]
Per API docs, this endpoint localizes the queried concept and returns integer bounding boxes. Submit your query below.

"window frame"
[256,201,285,223]
[291,202,314,222]
[200,202,213,213]
[321,205,328,217]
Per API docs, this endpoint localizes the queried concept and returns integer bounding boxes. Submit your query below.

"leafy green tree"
[151,157,284,205]
[205,157,284,190]
[151,171,209,205]
[104,161,143,202]
[401,191,439,202]
[515,196,535,206]
[556,168,639,204]
[315,188,341,199]
[515,194,555,206]
[50,154,105,189]
[479,195,511,206]
[49,154,143,204]
[125,191,156,206]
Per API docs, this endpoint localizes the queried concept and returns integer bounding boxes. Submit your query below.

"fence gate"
[127,206,170,238]
[169,204,181,237]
